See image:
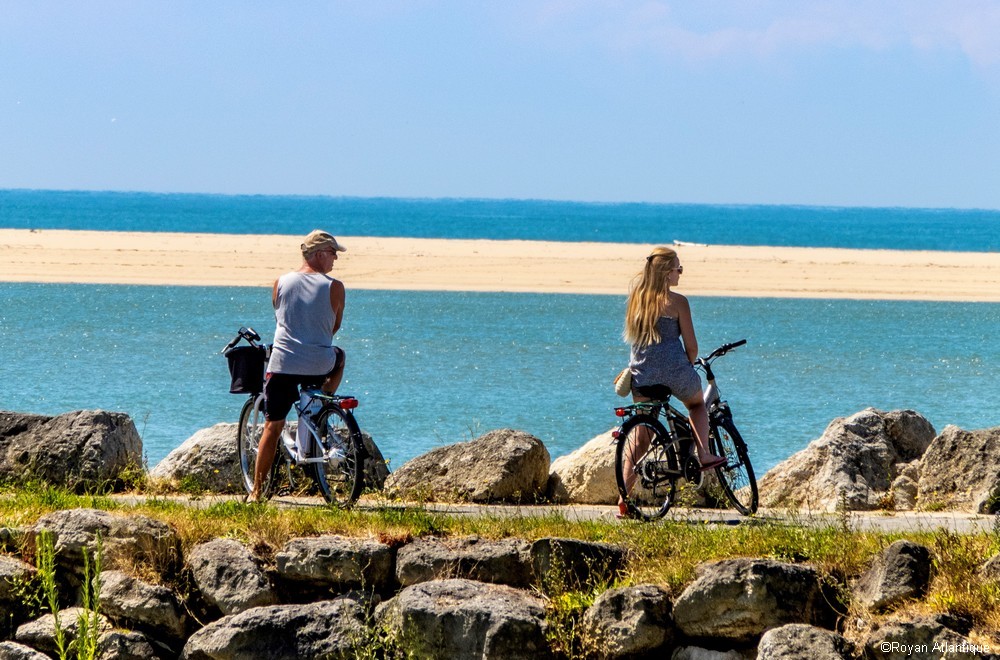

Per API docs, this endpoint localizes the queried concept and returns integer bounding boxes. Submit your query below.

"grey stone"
[148,423,243,493]
[96,629,162,660]
[672,649,753,660]
[386,429,550,503]
[890,473,919,510]
[0,555,36,604]
[98,570,187,640]
[0,641,50,660]
[396,536,533,587]
[581,584,673,658]
[757,408,936,512]
[757,624,856,659]
[530,537,625,591]
[180,597,368,660]
[673,558,832,643]
[275,535,395,594]
[187,538,278,615]
[548,429,619,504]
[865,616,999,659]
[918,425,1000,513]
[15,607,112,657]
[0,410,142,490]
[379,578,551,660]
[980,553,1000,582]
[853,540,932,612]
[31,509,182,577]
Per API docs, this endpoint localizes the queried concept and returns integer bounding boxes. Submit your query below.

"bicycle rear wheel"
[710,415,758,515]
[614,414,678,520]
[309,405,364,508]
[237,394,275,497]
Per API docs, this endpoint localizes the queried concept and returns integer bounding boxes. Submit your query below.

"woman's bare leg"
[682,392,723,465]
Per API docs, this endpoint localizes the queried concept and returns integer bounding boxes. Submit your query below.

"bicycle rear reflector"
[615,408,628,417]
[339,398,359,410]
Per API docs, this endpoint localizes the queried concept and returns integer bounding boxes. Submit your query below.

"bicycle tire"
[615,413,678,520]
[710,415,758,515]
[309,405,364,508]
[237,394,275,497]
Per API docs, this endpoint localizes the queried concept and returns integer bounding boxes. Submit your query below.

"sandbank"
[1,229,999,301]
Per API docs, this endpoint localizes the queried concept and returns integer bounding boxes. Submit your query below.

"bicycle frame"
[289,388,360,466]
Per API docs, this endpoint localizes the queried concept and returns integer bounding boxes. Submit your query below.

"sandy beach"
[2,228,999,301]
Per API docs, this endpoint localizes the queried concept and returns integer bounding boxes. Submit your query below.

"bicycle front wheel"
[615,414,678,520]
[309,405,364,508]
[710,415,758,515]
[237,394,273,497]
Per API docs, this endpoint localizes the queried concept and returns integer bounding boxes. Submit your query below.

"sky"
[2,1,1000,209]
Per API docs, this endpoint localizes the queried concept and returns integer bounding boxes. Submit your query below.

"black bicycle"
[222,327,365,507]
[613,339,758,520]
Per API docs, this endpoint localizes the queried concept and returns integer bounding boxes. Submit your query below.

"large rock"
[386,429,550,503]
[853,540,933,612]
[98,570,188,641]
[581,584,673,658]
[0,410,142,490]
[918,425,1000,513]
[548,430,619,504]
[757,624,856,659]
[148,424,242,493]
[757,408,936,512]
[31,509,182,577]
[0,641,50,659]
[187,538,277,616]
[379,578,551,660]
[96,629,164,660]
[673,558,833,643]
[274,535,395,596]
[181,597,368,660]
[15,607,112,657]
[396,537,533,588]
[864,615,999,659]
[530,538,624,592]
[0,556,36,634]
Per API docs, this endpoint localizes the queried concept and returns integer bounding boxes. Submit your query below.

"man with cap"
[248,229,347,502]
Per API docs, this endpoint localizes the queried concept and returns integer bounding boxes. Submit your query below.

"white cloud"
[519,0,1000,68]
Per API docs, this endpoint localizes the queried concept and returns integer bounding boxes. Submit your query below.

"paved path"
[111,494,998,534]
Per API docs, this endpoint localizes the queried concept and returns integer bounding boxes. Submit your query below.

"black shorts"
[263,347,344,421]
[632,384,673,401]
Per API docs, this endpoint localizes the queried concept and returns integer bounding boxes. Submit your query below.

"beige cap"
[301,230,346,256]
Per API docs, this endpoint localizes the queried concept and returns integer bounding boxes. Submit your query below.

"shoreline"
[2,228,1000,301]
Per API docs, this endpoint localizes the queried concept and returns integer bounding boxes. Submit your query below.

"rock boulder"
[853,540,933,612]
[378,578,551,660]
[148,424,242,493]
[0,410,142,490]
[673,558,833,643]
[386,429,550,503]
[180,597,368,660]
[918,425,1000,513]
[187,538,277,616]
[757,408,936,512]
[548,430,619,504]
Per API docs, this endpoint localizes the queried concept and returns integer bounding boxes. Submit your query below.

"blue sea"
[1,190,999,476]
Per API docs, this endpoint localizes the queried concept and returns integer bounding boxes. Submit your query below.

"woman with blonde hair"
[618,246,724,517]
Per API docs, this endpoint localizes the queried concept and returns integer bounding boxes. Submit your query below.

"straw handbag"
[613,368,632,397]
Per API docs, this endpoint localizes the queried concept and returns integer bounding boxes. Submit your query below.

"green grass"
[2,484,999,649]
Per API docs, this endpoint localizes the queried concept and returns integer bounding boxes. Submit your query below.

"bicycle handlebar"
[701,339,747,363]
[220,326,262,353]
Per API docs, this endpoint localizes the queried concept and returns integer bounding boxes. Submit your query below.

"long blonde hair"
[624,247,678,348]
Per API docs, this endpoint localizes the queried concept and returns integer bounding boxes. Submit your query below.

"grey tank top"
[268,271,338,376]
[629,316,690,387]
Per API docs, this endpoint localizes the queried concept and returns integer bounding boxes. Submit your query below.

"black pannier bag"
[225,345,267,394]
